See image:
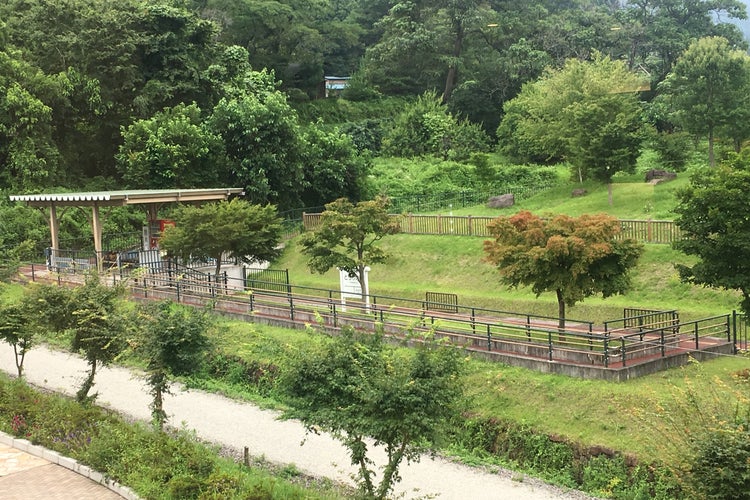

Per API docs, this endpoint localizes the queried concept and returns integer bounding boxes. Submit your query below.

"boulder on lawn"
[644,169,677,183]
[487,193,515,208]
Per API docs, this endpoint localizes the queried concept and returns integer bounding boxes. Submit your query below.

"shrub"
[690,420,750,500]
[339,119,386,153]
[204,352,280,395]
[381,92,491,160]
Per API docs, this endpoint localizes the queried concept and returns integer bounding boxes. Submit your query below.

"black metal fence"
[18,262,740,380]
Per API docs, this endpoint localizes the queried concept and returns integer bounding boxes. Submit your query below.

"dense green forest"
[2,0,750,258]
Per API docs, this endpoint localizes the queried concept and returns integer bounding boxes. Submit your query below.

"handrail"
[16,262,736,376]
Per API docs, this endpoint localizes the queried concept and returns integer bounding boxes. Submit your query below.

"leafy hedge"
[450,415,681,500]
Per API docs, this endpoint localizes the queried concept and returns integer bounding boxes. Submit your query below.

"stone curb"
[0,430,141,500]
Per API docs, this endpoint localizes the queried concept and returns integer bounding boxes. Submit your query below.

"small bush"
[339,119,386,153]
[691,420,750,500]
[167,475,202,499]
[0,376,338,499]
[204,352,280,395]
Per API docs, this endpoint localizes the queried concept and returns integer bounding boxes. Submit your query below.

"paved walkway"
[0,442,125,499]
[1,344,595,500]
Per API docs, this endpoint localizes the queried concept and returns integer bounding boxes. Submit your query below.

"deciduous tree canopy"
[159,199,283,281]
[673,148,750,316]
[484,211,644,331]
[299,196,400,300]
[658,36,750,167]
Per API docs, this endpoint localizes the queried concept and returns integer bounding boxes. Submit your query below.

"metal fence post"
[603,337,609,367]
[548,332,553,361]
[694,322,699,350]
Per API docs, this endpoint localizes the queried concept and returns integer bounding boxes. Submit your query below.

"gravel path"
[1,344,596,500]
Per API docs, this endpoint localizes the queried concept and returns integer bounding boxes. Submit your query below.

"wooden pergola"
[9,188,244,268]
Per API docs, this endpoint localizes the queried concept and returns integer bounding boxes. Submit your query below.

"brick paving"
[0,444,123,499]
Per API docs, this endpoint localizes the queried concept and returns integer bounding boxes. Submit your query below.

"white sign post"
[339,266,370,313]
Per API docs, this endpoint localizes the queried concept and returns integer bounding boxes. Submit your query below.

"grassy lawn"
[3,168,749,497]
[275,234,740,324]
[181,319,750,470]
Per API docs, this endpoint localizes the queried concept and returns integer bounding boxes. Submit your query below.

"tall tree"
[620,0,747,84]
[207,72,306,210]
[498,54,646,191]
[299,196,400,301]
[159,199,283,281]
[673,149,750,316]
[484,211,644,333]
[0,50,64,189]
[659,36,750,167]
[1,0,222,181]
[300,125,371,207]
[360,0,488,97]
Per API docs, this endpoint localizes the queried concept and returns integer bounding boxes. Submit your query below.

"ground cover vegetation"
[1,278,748,499]
[0,374,350,499]
[3,0,750,497]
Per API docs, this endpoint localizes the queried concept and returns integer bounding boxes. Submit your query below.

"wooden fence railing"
[302,213,681,244]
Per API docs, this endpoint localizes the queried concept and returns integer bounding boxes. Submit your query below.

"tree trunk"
[708,127,715,167]
[608,182,613,206]
[556,289,566,341]
[214,255,222,288]
[12,344,23,378]
[441,21,465,103]
[76,358,97,403]
[376,439,408,500]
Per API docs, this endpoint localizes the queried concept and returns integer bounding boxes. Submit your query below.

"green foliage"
[24,283,74,333]
[484,211,644,329]
[673,149,750,316]
[0,300,34,377]
[633,360,750,500]
[117,103,225,189]
[0,50,64,189]
[69,275,128,403]
[208,77,306,210]
[279,326,465,499]
[651,131,694,172]
[659,36,750,166]
[300,125,371,206]
[0,375,342,499]
[299,196,399,299]
[338,119,386,154]
[132,300,212,429]
[202,351,279,395]
[159,199,283,280]
[382,92,491,161]
[691,419,750,500]
[499,55,646,183]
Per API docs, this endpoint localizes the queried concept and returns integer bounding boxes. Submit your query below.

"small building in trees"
[321,76,350,98]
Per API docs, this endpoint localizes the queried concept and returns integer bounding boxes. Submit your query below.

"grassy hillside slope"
[275,174,740,323]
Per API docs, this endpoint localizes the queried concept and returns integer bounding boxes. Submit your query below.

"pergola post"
[49,203,60,252]
[92,202,103,271]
